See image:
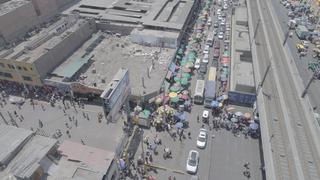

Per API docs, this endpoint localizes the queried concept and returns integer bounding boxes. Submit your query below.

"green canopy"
[174,76,181,82]
[180,60,187,66]
[223,51,230,56]
[182,73,191,79]
[177,48,184,55]
[180,78,189,85]
[170,86,181,92]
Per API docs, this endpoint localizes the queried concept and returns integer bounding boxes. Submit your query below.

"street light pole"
[301,70,319,98]
[256,63,272,95]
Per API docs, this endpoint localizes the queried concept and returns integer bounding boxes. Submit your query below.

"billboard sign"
[228,91,256,107]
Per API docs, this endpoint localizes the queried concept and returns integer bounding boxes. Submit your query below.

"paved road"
[249,0,320,179]
[135,2,263,180]
[0,98,124,151]
[269,0,320,113]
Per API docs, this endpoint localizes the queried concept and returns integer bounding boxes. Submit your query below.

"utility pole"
[301,70,320,98]
[250,19,261,48]
[283,29,290,46]
[256,63,272,94]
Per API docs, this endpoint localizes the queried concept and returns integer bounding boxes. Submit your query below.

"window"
[17,66,22,70]
[30,67,33,71]
[7,64,15,69]
[22,76,32,81]
[23,67,28,71]
[0,72,13,78]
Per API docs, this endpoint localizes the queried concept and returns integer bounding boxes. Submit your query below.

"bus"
[194,80,205,104]
[208,67,217,81]
[206,32,214,47]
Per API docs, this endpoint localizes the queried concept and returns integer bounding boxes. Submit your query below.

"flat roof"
[0,133,57,179]
[0,0,29,16]
[0,16,86,63]
[51,33,174,96]
[48,140,114,180]
[0,125,33,166]
[235,7,248,23]
[63,0,194,31]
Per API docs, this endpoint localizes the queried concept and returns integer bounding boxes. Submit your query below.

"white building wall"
[130,32,177,48]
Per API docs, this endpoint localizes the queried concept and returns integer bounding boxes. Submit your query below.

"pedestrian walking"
[244,162,250,169]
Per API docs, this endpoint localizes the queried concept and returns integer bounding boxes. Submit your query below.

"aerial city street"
[0,0,320,179]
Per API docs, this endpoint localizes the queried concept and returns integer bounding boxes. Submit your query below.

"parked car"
[186,150,199,174]
[214,41,220,49]
[197,129,207,148]
[203,45,210,54]
[218,32,224,39]
[213,23,219,28]
[194,58,201,69]
[217,9,221,15]
[213,49,220,58]
[202,54,209,63]
[198,64,207,74]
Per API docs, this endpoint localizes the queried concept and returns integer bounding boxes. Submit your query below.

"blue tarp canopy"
[174,112,187,121]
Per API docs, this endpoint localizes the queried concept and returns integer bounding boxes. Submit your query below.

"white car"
[194,58,201,69]
[203,45,210,54]
[223,4,228,10]
[218,32,224,39]
[197,129,207,148]
[218,15,222,21]
[186,150,199,174]
[202,110,209,119]
[202,54,209,63]
[221,18,226,23]
[217,9,221,15]
[220,21,225,26]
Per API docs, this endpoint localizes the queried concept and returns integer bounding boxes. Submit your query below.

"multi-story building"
[0,15,96,86]
[0,0,76,46]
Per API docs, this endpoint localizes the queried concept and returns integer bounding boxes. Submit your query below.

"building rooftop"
[48,140,115,180]
[49,32,174,97]
[0,0,28,16]
[63,0,194,31]
[0,15,85,63]
[235,6,248,23]
[0,125,57,180]
[0,125,33,166]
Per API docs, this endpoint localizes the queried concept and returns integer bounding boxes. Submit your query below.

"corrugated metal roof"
[0,125,33,166]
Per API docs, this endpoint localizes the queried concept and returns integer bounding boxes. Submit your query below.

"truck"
[296,25,309,40]
[204,80,216,108]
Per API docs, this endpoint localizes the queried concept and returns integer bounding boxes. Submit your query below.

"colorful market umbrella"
[185,62,194,67]
[244,112,252,119]
[182,67,191,73]
[175,122,184,129]
[169,92,178,98]
[170,96,180,103]
[155,97,162,105]
[182,90,189,95]
[179,94,189,100]
[180,78,189,86]
[170,86,181,92]
[182,73,191,79]
[249,122,259,130]
[174,76,181,82]
[211,101,219,108]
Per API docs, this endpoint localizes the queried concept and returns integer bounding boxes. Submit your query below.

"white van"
[202,54,209,63]
[207,17,212,26]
